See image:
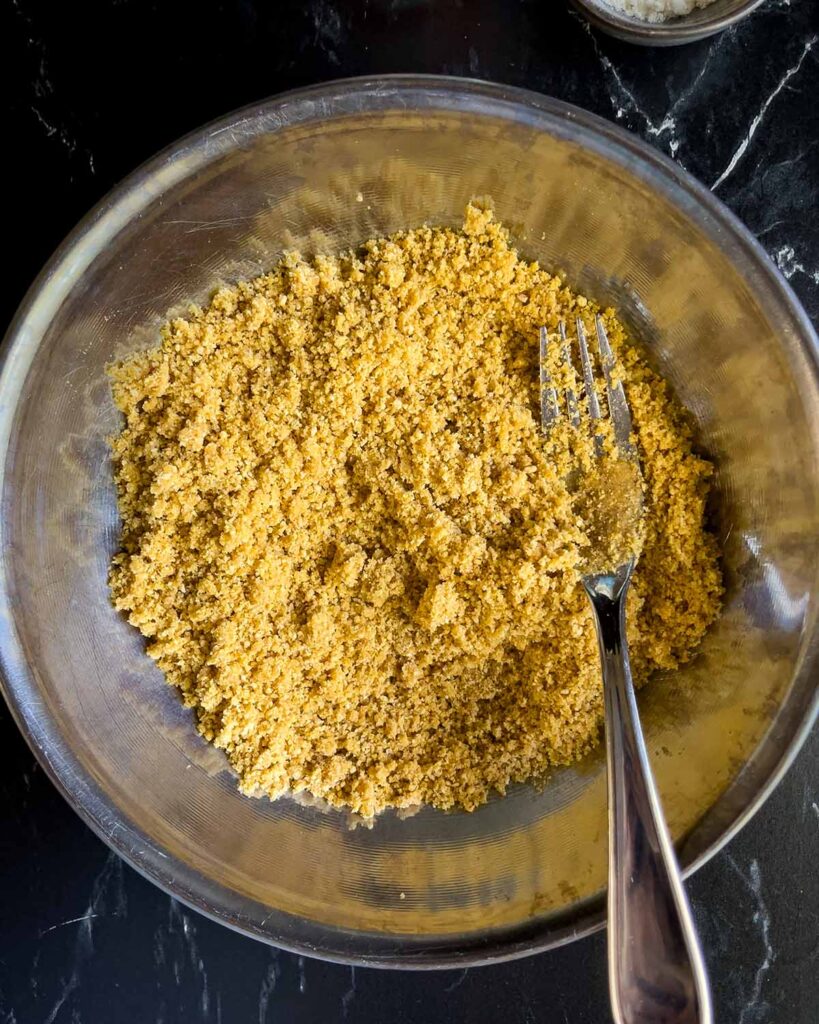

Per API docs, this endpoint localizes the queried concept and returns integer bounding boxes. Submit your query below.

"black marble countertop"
[2,1,818,1021]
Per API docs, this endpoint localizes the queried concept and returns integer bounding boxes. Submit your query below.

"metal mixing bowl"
[1,76,818,967]
[571,0,765,46]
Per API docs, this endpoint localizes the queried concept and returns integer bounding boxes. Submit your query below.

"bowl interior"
[2,80,818,964]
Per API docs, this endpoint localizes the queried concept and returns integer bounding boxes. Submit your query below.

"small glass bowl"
[571,0,765,46]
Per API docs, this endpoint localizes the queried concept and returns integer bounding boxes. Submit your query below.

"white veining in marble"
[10,0,86,168]
[711,33,818,191]
[257,952,280,1023]
[41,852,126,1024]
[573,14,683,157]
[444,967,469,993]
[38,915,99,939]
[165,900,213,1018]
[726,854,774,1024]
[774,245,819,285]
[309,0,344,66]
[341,965,357,1018]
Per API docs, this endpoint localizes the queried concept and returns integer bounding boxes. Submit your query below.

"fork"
[540,316,713,1024]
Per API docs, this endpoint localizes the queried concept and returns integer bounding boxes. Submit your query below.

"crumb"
[574,455,645,573]
[108,206,722,818]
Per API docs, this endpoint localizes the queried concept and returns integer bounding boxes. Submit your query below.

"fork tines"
[540,315,634,458]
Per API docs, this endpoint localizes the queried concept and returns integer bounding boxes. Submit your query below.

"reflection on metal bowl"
[0,76,817,967]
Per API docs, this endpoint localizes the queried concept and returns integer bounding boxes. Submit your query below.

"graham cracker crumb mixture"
[109,205,722,818]
[574,456,645,575]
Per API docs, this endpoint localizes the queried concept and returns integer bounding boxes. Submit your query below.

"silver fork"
[540,316,712,1024]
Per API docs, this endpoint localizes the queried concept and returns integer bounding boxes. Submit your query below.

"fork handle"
[586,577,713,1024]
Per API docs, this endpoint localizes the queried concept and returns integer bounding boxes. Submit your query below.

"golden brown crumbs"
[573,455,645,574]
[108,205,722,818]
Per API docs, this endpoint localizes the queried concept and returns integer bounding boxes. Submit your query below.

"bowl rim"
[1,73,818,969]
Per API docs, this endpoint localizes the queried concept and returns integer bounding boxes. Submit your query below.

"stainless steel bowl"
[571,0,765,46]
[1,76,818,967]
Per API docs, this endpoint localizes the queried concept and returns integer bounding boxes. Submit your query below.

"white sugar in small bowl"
[571,0,765,46]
